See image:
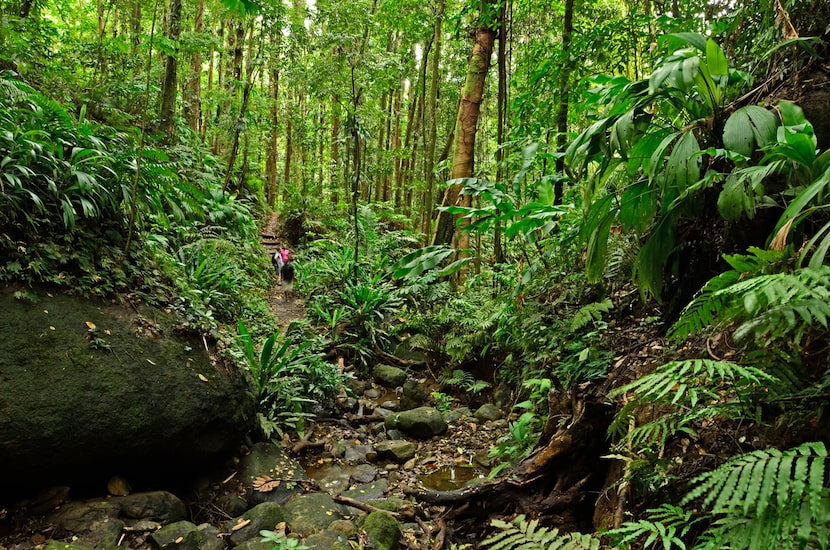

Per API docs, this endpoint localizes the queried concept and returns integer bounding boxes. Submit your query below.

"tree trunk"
[432,0,496,247]
[494,0,508,262]
[159,0,182,139]
[266,33,281,207]
[554,0,574,204]
[422,0,444,240]
[331,94,340,204]
[183,0,204,133]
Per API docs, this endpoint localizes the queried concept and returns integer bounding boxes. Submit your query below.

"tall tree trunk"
[422,0,444,240]
[284,116,293,192]
[494,0,508,262]
[159,0,182,139]
[266,33,281,207]
[130,0,141,53]
[184,0,204,133]
[331,94,340,204]
[433,0,496,247]
[554,0,574,204]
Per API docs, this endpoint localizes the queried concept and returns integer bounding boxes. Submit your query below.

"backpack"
[281,261,294,283]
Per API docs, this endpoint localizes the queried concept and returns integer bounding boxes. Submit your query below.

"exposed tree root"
[408,389,612,531]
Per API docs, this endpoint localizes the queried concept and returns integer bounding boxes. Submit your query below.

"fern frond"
[607,503,699,549]
[570,298,613,332]
[483,515,601,550]
[682,442,827,517]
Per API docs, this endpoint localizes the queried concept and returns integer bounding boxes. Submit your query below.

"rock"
[227,502,286,546]
[392,340,427,366]
[364,388,381,399]
[197,524,224,550]
[81,518,125,549]
[372,364,407,388]
[45,542,95,550]
[350,464,378,484]
[342,480,388,502]
[399,380,429,411]
[374,440,416,462]
[343,444,374,465]
[304,530,352,549]
[233,540,275,550]
[310,463,351,494]
[283,493,350,537]
[474,403,504,421]
[150,520,202,550]
[22,486,70,514]
[385,407,448,439]
[363,511,402,550]
[49,491,186,533]
[217,493,248,517]
[0,287,256,489]
[115,491,187,521]
[380,400,398,410]
[239,442,307,506]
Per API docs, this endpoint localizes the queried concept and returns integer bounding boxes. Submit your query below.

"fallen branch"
[333,494,400,517]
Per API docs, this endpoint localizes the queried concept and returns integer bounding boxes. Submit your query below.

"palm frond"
[483,515,601,550]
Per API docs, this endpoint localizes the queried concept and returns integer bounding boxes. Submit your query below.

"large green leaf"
[723,106,777,157]
[706,38,729,78]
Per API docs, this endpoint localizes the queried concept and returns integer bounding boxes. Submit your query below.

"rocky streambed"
[0,365,511,550]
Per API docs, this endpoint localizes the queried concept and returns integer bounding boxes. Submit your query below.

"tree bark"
[422,0,444,240]
[432,0,496,247]
[266,33,281,207]
[183,0,204,133]
[494,0,508,262]
[554,0,574,204]
[159,0,182,139]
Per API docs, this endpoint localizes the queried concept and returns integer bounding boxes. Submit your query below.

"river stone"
[374,440,416,462]
[115,491,187,521]
[45,542,95,550]
[233,540,275,550]
[197,524,224,550]
[342,479,388,502]
[350,463,378,484]
[79,518,124,549]
[150,520,201,550]
[304,529,351,549]
[385,407,448,439]
[399,380,429,411]
[344,444,374,465]
[474,403,504,421]
[49,491,186,533]
[227,502,286,545]
[0,287,256,490]
[239,442,307,506]
[363,511,402,550]
[283,493,349,537]
[372,364,407,388]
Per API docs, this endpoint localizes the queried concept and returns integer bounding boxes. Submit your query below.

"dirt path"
[261,212,304,330]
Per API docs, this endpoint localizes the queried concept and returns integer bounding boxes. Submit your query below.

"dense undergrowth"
[4,24,830,549]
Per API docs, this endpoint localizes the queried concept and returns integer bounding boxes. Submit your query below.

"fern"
[670,249,830,347]
[570,298,613,332]
[607,503,701,550]
[682,442,830,550]
[608,360,778,449]
[483,515,601,550]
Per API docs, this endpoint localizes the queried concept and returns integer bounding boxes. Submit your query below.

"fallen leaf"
[197,373,208,382]
[86,321,97,330]
[252,475,281,492]
[146,359,156,365]
[49,326,55,331]
[175,536,184,543]
[231,519,251,531]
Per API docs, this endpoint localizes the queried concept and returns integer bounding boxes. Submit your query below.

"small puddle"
[418,465,486,491]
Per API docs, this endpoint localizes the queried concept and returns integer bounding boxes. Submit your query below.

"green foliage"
[488,411,540,477]
[483,514,601,550]
[683,442,830,550]
[259,529,313,550]
[670,249,830,348]
[431,391,454,413]
[609,359,778,452]
[439,368,491,395]
[236,321,343,438]
[608,504,701,550]
[570,298,613,332]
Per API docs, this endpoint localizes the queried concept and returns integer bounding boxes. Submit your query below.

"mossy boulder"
[0,286,256,490]
[363,512,401,550]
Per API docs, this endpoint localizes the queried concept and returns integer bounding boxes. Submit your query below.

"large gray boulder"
[384,407,448,439]
[0,286,256,489]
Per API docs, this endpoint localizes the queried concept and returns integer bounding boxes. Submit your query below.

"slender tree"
[432,0,496,247]
[159,0,182,139]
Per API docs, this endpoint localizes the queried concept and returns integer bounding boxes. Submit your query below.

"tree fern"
[483,515,601,550]
[682,442,830,550]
